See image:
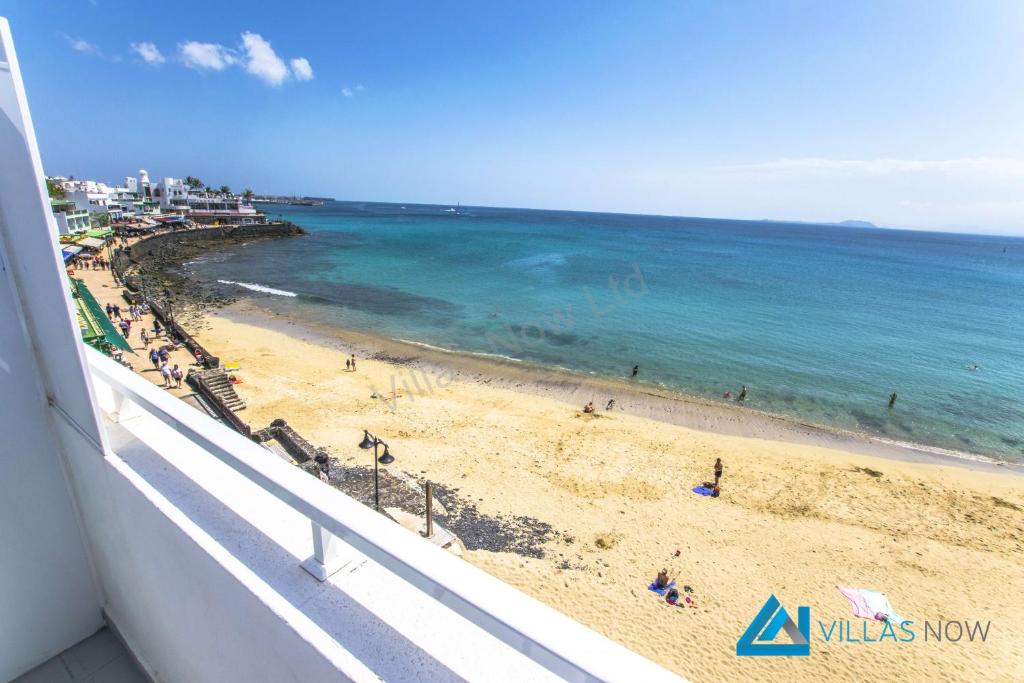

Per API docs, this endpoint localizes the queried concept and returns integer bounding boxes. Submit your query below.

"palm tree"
[219,185,231,196]
[242,188,254,201]
[204,186,213,195]
[185,176,203,189]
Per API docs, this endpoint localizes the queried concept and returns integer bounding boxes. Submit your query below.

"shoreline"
[213,297,1023,477]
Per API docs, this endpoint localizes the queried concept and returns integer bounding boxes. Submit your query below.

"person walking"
[112,304,122,320]
[345,358,351,372]
[105,303,113,320]
[631,364,639,378]
[350,354,357,371]
[118,319,130,339]
[149,348,160,369]
[714,458,724,487]
[160,362,173,388]
[141,328,150,348]
[738,384,747,401]
[171,364,183,389]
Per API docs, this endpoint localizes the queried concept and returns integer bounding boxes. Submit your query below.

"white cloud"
[341,86,354,97]
[241,32,289,86]
[179,41,237,71]
[715,157,1024,179]
[63,35,97,54]
[355,83,365,91]
[131,41,165,65]
[290,57,313,81]
[175,32,312,87]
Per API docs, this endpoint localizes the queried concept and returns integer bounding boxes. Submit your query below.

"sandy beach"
[172,297,1022,682]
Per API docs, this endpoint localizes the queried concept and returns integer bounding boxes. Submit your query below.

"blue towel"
[648,580,675,596]
[692,486,713,496]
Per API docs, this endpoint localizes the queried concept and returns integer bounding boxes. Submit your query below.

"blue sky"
[3,1,1024,233]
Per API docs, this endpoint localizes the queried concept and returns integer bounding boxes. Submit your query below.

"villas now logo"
[736,595,811,656]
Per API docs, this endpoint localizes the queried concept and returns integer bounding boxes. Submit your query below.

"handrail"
[85,350,679,683]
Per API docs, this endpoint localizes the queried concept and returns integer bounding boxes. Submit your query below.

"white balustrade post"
[301,521,355,581]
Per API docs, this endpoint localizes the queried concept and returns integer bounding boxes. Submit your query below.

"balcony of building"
[0,17,680,683]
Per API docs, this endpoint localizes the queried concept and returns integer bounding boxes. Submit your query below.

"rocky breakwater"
[116,222,306,325]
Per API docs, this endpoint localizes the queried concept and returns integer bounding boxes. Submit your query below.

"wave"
[394,338,523,363]
[217,280,298,297]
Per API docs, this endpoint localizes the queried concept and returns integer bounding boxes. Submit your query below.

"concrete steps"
[204,373,246,411]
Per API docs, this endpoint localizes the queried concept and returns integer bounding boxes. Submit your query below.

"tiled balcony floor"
[13,628,147,683]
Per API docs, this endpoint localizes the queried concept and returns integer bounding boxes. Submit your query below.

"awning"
[78,237,106,249]
[70,278,135,354]
[62,246,83,263]
[86,228,113,238]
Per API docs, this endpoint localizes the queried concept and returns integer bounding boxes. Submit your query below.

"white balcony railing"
[84,350,679,682]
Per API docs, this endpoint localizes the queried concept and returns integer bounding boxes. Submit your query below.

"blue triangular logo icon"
[736,594,810,656]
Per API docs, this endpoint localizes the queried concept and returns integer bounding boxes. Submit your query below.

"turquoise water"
[189,202,1024,462]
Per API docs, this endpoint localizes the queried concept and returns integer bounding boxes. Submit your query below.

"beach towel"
[692,486,714,496]
[648,580,675,596]
[838,586,904,624]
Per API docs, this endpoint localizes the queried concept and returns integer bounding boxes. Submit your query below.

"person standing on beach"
[631,364,639,378]
[888,391,898,408]
[714,458,723,486]
[345,358,351,372]
[141,328,149,348]
[351,354,357,371]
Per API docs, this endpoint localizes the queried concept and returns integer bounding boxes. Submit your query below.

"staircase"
[185,368,250,436]
[202,371,246,411]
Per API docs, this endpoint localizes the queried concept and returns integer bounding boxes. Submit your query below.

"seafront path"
[70,235,205,400]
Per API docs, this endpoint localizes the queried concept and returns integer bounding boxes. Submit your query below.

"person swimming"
[888,391,898,408]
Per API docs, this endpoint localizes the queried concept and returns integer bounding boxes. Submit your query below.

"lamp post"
[163,287,175,328]
[358,430,394,512]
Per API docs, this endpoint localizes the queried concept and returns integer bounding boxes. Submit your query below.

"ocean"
[186,202,1024,463]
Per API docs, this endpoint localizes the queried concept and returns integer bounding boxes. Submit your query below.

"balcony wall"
[0,20,105,679]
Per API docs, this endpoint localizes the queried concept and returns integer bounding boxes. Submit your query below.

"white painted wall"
[0,18,104,681]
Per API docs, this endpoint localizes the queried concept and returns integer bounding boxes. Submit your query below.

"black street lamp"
[358,429,394,511]
[163,287,175,328]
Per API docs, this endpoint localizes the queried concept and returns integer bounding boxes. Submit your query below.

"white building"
[50,197,91,235]
[0,18,679,683]
[156,176,189,211]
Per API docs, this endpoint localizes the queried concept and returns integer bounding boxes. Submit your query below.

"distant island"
[832,219,878,228]
[759,217,880,229]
